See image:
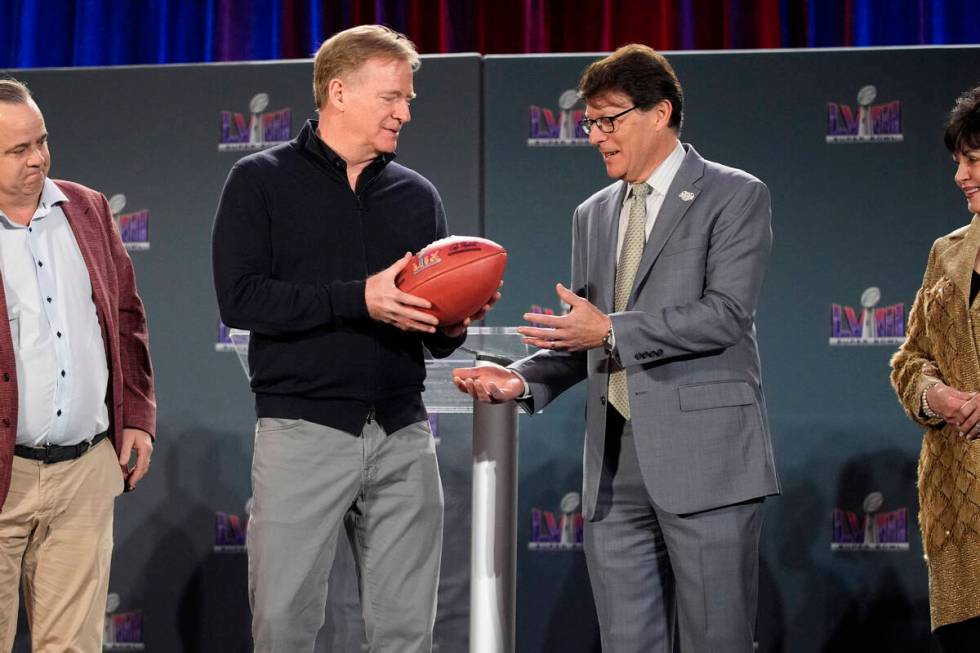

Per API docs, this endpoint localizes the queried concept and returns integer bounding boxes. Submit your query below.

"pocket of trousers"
[256,417,306,434]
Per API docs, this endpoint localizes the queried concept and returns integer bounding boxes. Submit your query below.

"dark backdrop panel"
[7,54,481,652]
[5,45,980,653]
[483,47,980,652]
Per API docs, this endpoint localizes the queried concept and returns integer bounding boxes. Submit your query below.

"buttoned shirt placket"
[25,207,72,445]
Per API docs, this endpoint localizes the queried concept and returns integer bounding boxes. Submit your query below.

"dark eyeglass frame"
[578,106,638,135]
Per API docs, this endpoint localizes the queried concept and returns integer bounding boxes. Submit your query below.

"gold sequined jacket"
[891,214,980,630]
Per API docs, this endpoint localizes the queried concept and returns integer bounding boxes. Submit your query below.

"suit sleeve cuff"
[512,369,531,400]
[505,367,534,413]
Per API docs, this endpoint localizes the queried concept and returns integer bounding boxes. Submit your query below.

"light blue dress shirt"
[0,178,110,446]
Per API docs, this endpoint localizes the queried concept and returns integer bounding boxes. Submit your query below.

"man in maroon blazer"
[0,78,156,651]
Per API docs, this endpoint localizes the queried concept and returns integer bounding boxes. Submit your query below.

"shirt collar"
[624,140,686,203]
[0,178,68,229]
[301,119,396,171]
[38,178,69,213]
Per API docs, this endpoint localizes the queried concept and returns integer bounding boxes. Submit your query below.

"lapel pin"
[678,191,695,202]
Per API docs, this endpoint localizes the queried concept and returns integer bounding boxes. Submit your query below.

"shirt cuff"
[512,369,531,400]
[480,362,531,399]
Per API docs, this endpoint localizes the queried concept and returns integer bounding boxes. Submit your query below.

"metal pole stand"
[469,356,519,653]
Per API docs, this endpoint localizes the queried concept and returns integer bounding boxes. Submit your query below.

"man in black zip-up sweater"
[211,25,487,653]
[212,103,460,435]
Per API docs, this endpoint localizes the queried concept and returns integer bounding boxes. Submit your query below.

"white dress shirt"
[603,141,686,352]
[514,142,687,400]
[615,140,686,260]
[0,178,110,446]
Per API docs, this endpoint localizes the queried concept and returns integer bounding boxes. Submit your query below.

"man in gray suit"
[453,44,779,652]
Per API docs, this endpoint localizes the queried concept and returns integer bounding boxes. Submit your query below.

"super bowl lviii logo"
[529,492,584,550]
[826,85,902,143]
[832,491,909,551]
[215,319,234,352]
[428,413,440,444]
[830,286,905,346]
[528,304,556,317]
[528,90,589,146]
[219,92,292,152]
[103,593,144,650]
[215,498,252,553]
[108,195,149,252]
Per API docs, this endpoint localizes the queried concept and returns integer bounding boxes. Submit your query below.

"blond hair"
[313,25,419,109]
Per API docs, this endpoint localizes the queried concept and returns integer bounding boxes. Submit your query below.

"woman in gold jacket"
[892,85,980,653]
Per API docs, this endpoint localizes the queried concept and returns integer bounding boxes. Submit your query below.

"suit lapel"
[57,183,93,272]
[629,145,705,305]
[944,214,980,308]
[593,184,628,312]
[55,182,107,317]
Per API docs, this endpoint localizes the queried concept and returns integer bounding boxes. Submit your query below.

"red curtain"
[286,0,786,56]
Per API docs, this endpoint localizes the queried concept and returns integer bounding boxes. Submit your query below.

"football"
[396,236,507,326]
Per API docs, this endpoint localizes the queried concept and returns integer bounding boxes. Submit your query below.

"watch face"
[603,329,613,353]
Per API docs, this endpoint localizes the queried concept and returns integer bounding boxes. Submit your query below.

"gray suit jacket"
[512,144,780,518]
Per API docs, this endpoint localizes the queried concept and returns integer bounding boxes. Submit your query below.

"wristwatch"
[602,323,615,354]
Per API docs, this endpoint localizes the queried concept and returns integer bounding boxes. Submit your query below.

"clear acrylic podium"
[228,327,529,653]
[227,329,251,374]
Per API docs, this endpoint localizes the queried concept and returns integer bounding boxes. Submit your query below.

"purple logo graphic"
[215,511,247,550]
[104,595,144,650]
[529,492,584,551]
[108,195,149,252]
[215,319,236,352]
[528,90,590,146]
[826,85,902,143]
[832,492,909,551]
[830,287,905,346]
[219,93,292,151]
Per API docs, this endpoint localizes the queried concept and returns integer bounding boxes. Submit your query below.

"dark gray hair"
[579,44,684,133]
[0,77,32,105]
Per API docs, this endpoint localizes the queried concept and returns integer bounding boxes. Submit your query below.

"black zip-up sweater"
[212,120,464,435]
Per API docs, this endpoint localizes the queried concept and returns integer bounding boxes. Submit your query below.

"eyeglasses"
[578,106,638,135]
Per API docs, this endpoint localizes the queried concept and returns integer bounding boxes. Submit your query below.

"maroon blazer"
[0,179,156,506]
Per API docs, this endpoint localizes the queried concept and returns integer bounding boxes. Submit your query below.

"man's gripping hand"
[440,282,503,338]
[366,252,439,333]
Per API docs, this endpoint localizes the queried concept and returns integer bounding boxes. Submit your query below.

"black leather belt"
[14,430,109,464]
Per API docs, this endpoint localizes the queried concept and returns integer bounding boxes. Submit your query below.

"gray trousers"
[585,419,762,653]
[248,417,444,653]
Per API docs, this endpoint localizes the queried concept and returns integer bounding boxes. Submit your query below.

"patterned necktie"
[608,182,651,420]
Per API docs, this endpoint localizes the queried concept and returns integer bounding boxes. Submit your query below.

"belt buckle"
[40,443,56,464]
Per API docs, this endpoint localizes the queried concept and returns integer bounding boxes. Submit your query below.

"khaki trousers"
[0,438,121,653]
